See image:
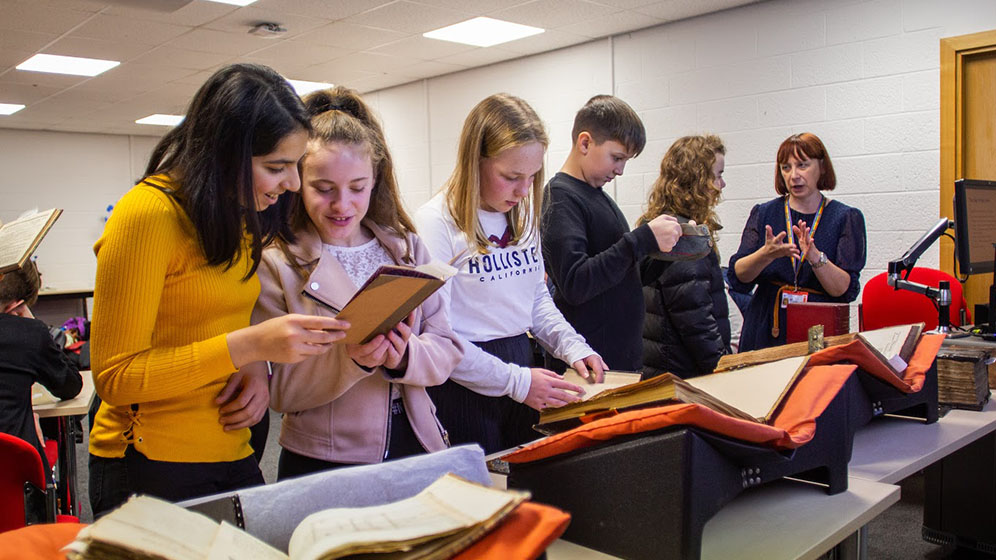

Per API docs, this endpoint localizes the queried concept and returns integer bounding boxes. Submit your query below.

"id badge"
[780,290,809,309]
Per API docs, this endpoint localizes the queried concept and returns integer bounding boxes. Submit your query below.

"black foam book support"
[507,374,861,560]
[849,361,939,429]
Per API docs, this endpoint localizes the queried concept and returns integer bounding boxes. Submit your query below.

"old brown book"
[0,208,62,274]
[535,356,809,435]
[936,346,992,410]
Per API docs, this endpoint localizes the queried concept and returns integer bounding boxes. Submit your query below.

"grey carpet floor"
[69,414,990,559]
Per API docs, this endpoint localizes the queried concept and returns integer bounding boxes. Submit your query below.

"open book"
[0,208,62,274]
[535,356,809,435]
[715,323,925,378]
[323,260,456,345]
[65,474,529,560]
[856,323,924,375]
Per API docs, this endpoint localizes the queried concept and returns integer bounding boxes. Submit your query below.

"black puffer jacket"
[641,250,731,379]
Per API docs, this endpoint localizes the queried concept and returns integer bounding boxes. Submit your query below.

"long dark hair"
[143,63,311,278]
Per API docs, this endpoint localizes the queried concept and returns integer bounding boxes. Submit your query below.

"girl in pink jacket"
[252,87,463,479]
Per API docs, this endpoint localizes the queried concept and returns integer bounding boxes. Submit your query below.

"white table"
[849,400,996,484]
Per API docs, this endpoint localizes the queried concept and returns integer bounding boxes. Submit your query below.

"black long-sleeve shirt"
[0,314,82,469]
[541,172,660,371]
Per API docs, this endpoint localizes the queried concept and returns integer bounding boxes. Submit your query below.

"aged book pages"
[66,475,527,560]
[855,323,924,374]
[536,356,810,434]
[0,208,62,274]
[562,369,642,400]
[288,473,528,560]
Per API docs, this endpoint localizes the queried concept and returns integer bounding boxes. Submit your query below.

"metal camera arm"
[886,218,955,333]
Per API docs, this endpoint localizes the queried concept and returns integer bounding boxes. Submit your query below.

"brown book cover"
[936,346,991,410]
[0,208,62,274]
[786,302,851,344]
[333,260,456,345]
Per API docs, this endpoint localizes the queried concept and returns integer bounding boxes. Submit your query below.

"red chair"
[862,268,971,331]
[0,433,76,533]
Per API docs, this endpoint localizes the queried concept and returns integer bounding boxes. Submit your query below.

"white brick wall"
[0,129,157,290]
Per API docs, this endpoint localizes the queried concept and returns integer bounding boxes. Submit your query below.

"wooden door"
[940,29,996,315]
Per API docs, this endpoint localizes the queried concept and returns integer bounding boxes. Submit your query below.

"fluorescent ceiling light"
[288,79,334,96]
[0,103,26,116]
[17,53,119,77]
[204,0,257,5]
[136,114,184,126]
[423,17,543,47]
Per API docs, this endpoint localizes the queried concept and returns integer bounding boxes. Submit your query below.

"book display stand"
[849,360,939,429]
[506,375,860,560]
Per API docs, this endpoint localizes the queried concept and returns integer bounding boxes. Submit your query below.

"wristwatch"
[811,251,828,269]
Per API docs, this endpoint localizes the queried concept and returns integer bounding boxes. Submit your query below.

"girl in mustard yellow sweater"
[88,64,349,516]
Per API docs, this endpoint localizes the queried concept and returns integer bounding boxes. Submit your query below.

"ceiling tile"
[586,0,658,8]
[633,0,757,22]
[498,29,593,54]
[349,73,418,93]
[102,1,233,27]
[0,3,96,35]
[202,6,331,39]
[490,0,620,28]
[245,40,347,69]
[369,36,478,60]
[69,13,193,46]
[309,52,425,76]
[166,28,275,56]
[346,1,471,34]
[294,22,408,51]
[252,0,392,20]
[128,47,233,72]
[559,9,663,38]
[435,46,521,68]
[410,0,535,13]
[0,81,63,104]
[46,36,158,63]
[3,69,88,89]
[0,30,58,55]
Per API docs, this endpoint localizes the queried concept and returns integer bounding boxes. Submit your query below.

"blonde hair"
[279,86,416,275]
[640,135,725,245]
[444,93,548,254]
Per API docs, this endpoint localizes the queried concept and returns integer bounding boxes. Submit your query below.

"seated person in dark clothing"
[640,135,732,379]
[0,262,83,475]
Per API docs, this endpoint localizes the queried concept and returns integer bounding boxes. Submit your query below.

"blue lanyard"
[784,195,826,288]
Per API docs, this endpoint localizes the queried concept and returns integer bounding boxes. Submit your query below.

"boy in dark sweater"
[541,95,682,372]
[0,262,82,473]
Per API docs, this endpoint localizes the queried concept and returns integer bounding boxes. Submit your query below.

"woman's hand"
[523,368,585,411]
[762,224,802,261]
[793,220,820,264]
[572,354,608,384]
[216,363,269,431]
[347,312,414,370]
[228,314,349,368]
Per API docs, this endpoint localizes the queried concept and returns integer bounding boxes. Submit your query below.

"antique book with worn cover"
[936,346,991,410]
[535,356,809,435]
[65,474,528,560]
[0,208,62,274]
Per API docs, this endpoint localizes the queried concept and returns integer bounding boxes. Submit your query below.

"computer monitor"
[953,178,996,277]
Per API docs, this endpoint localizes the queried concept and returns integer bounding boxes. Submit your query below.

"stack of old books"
[936,345,991,410]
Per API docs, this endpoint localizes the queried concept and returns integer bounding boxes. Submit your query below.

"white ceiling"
[0,0,758,136]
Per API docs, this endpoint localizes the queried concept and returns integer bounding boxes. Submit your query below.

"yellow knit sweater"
[89,176,260,462]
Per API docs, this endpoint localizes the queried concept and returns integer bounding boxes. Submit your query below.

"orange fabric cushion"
[0,523,85,560]
[505,363,858,463]
[808,333,945,392]
[452,501,571,560]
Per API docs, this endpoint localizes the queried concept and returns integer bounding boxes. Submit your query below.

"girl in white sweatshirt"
[414,93,606,454]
